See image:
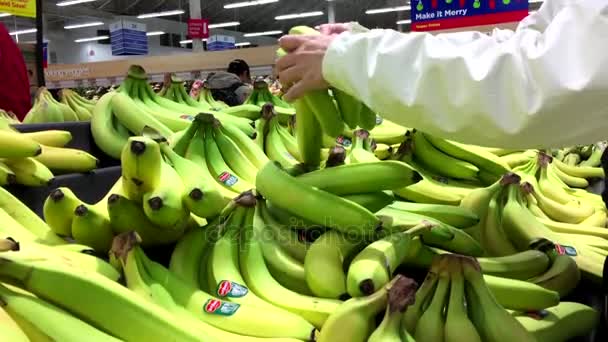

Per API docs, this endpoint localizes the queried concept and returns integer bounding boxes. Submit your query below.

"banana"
[476,250,550,280]
[294,99,323,168]
[537,216,608,239]
[373,143,393,160]
[107,193,188,246]
[412,131,479,180]
[0,208,41,242]
[219,123,268,169]
[500,150,535,168]
[276,121,303,162]
[142,160,190,229]
[425,133,510,176]
[305,229,364,299]
[553,157,604,178]
[317,276,410,342]
[480,188,519,257]
[0,299,30,342]
[0,160,16,185]
[342,191,395,213]
[463,257,537,342]
[22,130,72,147]
[333,89,362,130]
[90,92,131,159]
[0,249,208,341]
[347,222,434,297]
[259,200,310,262]
[414,258,450,342]
[483,273,560,311]
[298,160,419,195]
[171,119,200,157]
[377,207,484,256]
[0,186,65,245]
[402,258,441,334]
[161,142,229,218]
[186,129,240,200]
[265,116,299,168]
[137,237,317,340]
[240,202,341,328]
[213,123,258,183]
[71,204,113,253]
[580,143,605,167]
[0,283,120,341]
[444,257,482,342]
[325,145,347,167]
[580,209,607,227]
[257,202,311,294]
[389,201,479,228]
[256,161,381,235]
[120,136,162,201]
[206,206,279,309]
[357,104,377,131]
[221,104,263,120]
[347,129,379,164]
[111,91,173,137]
[34,145,98,173]
[528,182,594,224]
[4,157,54,187]
[551,162,589,188]
[527,241,581,297]
[122,241,302,342]
[369,286,416,342]
[43,187,83,237]
[511,302,599,342]
[204,124,255,194]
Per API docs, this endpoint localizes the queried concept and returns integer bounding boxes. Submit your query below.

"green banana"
[317,276,411,342]
[294,99,323,168]
[444,257,482,342]
[213,123,258,184]
[296,161,420,196]
[305,229,365,299]
[414,257,450,342]
[240,202,341,328]
[71,204,113,253]
[43,188,82,237]
[256,161,381,235]
[476,250,551,280]
[342,191,395,213]
[412,131,479,180]
[389,201,480,228]
[333,89,362,130]
[142,160,190,229]
[120,136,162,202]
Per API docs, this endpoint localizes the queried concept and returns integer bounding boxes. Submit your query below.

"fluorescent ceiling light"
[243,30,282,37]
[75,35,109,43]
[529,0,543,3]
[224,0,278,9]
[57,0,96,7]
[64,21,104,29]
[209,21,240,29]
[275,11,323,20]
[9,28,37,36]
[146,31,165,36]
[137,9,184,19]
[235,42,251,47]
[366,6,410,14]
[396,19,411,24]
[0,13,12,17]
[180,39,208,44]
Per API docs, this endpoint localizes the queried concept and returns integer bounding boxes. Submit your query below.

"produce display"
[1,25,606,342]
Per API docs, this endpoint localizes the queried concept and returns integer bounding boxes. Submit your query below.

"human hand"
[317,23,350,36]
[276,34,336,101]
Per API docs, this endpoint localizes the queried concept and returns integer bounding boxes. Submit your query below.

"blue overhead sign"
[110,20,148,56]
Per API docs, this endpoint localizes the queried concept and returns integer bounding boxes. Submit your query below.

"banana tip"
[359,279,376,295]
[130,141,147,155]
[49,188,65,202]
[189,189,204,201]
[147,197,164,211]
[74,204,88,216]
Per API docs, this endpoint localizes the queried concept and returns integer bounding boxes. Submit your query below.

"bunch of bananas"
[0,109,20,124]
[245,77,296,118]
[549,142,607,167]
[22,88,86,123]
[91,65,261,159]
[59,89,96,121]
[0,122,98,186]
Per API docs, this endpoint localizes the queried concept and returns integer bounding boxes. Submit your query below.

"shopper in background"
[0,23,31,121]
[227,58,252,84]
[276,0,608,149]
[206,71,252,106]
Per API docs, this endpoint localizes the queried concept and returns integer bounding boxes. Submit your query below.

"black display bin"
[13,122,119,168]
[6,166,121,219]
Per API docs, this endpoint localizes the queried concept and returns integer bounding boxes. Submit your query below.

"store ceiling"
[39,0,414,34]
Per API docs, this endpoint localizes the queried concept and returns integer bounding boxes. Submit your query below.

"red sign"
[188,19,209,39]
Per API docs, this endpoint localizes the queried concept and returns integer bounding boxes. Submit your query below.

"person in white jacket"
[276,0,608,149]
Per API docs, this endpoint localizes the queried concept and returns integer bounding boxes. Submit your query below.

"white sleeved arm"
[322,0,608,148]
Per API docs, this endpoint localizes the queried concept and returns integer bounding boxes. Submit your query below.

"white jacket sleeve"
[322,0,608,148]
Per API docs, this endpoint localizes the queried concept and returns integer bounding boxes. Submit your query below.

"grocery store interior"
[0,1,606,341]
